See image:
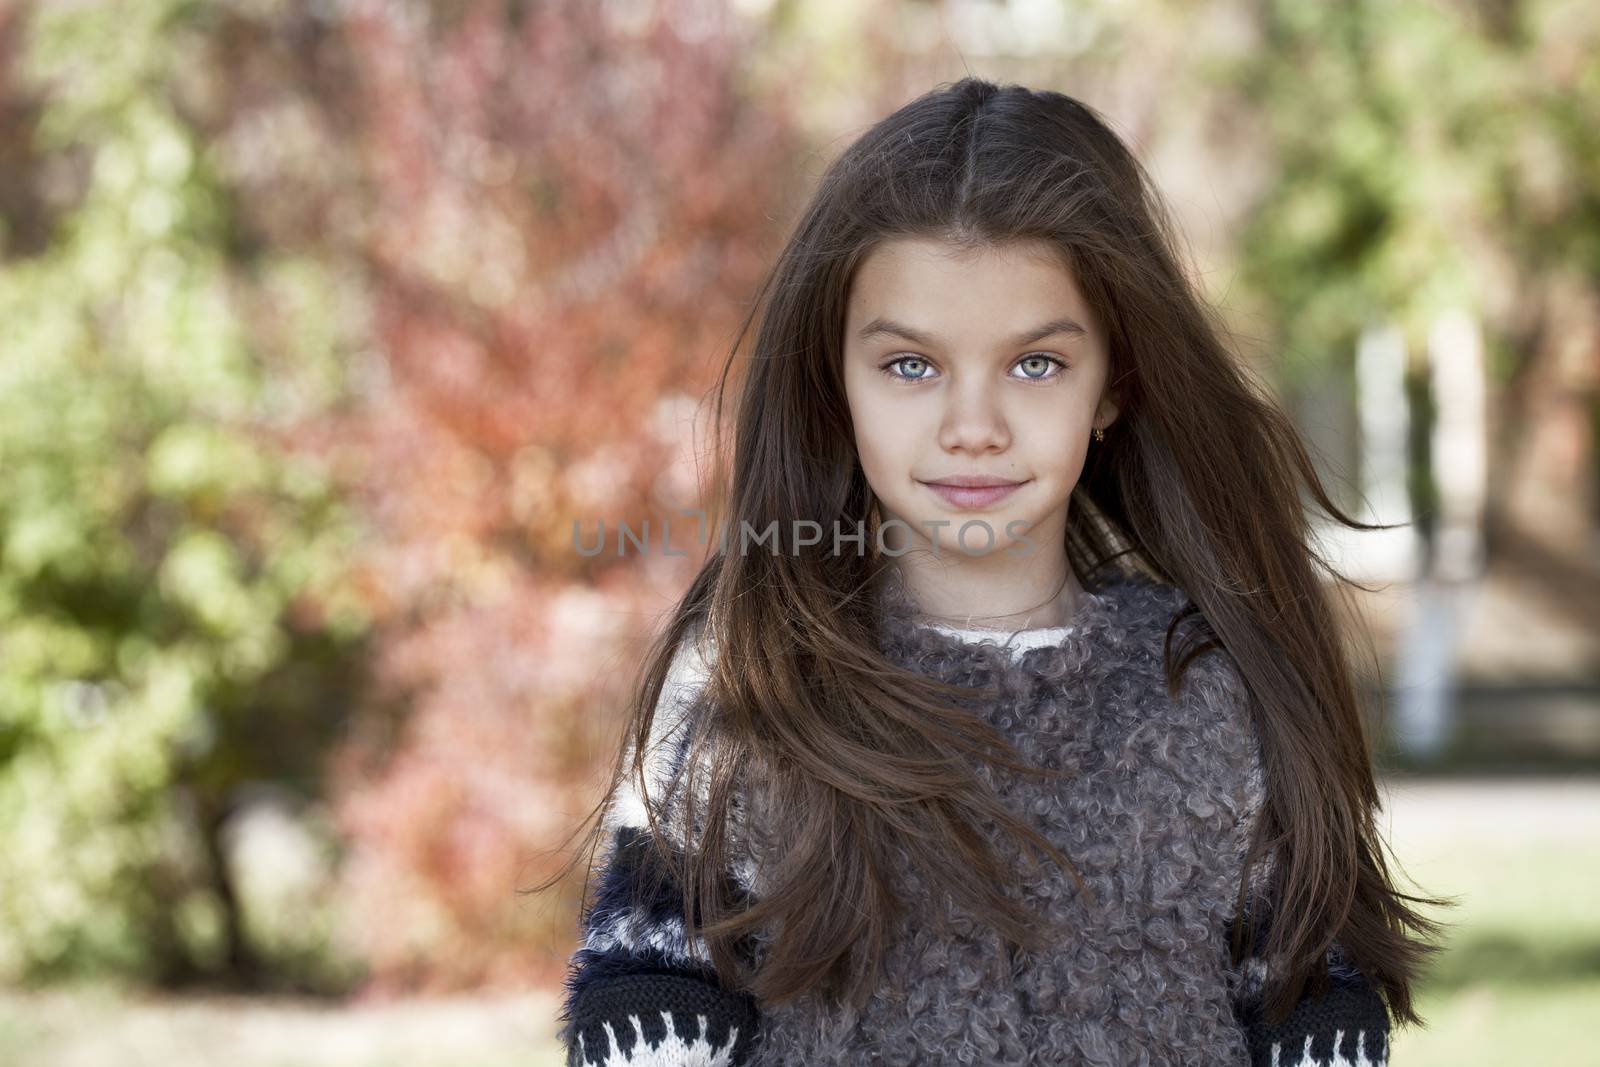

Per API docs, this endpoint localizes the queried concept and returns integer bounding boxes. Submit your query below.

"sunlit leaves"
[0,0,367,988]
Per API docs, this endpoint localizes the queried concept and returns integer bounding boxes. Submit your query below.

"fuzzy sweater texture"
[558,570,1391,1066]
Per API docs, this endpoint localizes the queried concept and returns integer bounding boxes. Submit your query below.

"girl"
[547,77,1449,1066]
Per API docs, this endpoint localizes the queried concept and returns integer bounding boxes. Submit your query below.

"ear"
[1094,393,1120,432]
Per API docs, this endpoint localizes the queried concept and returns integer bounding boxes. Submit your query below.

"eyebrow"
[854,315,1088,348]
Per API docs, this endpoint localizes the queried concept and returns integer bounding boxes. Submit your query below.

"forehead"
[847,236,1092,327]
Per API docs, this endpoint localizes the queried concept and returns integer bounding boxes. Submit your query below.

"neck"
[889,552,1083,631]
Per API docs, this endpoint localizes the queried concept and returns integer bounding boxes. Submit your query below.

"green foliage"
[1224,0,1600,390]
[0,0,368,987]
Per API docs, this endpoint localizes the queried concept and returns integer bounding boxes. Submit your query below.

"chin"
[916,509,1035,557]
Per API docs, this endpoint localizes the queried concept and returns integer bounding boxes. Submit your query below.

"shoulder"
[1109,576,1267,830]
[1094,573,1242,682]
[659,622,718,734]
[1088,573,1243,693]
[1087,570,1199,646]
[603,623,721,837]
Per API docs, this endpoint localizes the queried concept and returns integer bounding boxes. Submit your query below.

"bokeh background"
[0,1,1596,1064]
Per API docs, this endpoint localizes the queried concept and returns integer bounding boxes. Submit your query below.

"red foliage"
[297,1,808,992]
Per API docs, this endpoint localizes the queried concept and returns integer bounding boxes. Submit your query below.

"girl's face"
[842,236,1117,561]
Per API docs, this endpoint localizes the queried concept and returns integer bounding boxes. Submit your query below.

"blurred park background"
[0,0,1596,1064]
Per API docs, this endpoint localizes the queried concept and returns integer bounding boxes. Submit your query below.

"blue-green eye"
[1015,354,1066,380]
[882,356,934,381]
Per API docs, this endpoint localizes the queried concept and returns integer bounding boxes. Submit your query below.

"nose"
[938,380,1011,455]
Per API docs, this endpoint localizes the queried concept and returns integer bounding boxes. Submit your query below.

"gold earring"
[1093,427,1105,442]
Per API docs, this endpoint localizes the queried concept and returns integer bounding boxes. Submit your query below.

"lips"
[926,475,1024,489]
[921,476,1027,510]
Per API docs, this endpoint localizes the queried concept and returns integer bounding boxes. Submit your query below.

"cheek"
[852,424,901,488]
[1018,404,1089,484]
[843,366,901,472]
[1016,395,1082,439]
[841,360,872,430]
[1041,426,1088,472]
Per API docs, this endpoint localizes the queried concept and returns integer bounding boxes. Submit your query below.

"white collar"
[919,620,1078,654]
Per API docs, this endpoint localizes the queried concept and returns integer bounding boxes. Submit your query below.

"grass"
[1379,776,1600,1065]
[0,983,568,1067]
[1,776,1596,1066]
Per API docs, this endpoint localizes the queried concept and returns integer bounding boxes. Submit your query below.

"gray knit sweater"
[558,570,1391,1066]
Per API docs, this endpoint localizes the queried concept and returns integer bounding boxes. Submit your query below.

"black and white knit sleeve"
[1231,937,1391,1067]
[557,630,762,1067]
[1215,657,1391,1067]
[1225,773,1390,1066]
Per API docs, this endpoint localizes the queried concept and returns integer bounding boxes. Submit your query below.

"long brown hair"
[536,76,1452,1030]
